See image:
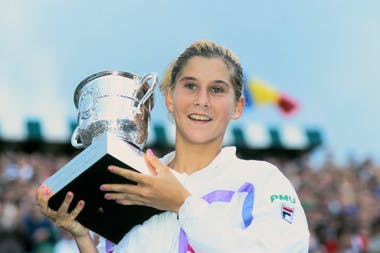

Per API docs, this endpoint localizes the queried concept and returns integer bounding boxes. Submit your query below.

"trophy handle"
[136,73,158,112]
[71,126,84,149]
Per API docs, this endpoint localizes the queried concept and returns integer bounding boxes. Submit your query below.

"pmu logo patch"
[281,204,295,224]
[270,194,296,204]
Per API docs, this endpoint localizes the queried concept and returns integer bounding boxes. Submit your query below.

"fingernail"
[147,148,154,156]
[108,166,115,171]
[44,189,51,196]
[66,192,73,199]
[79,200,85,206]
[39,184,46,189]
[100,185,107,191]
[104,194,111,200]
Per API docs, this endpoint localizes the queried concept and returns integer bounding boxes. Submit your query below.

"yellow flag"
[248,79,280,106]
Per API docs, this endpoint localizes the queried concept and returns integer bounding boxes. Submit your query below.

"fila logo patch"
[281,204,295,224]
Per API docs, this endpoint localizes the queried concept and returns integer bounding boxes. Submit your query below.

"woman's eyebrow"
[214,80,229,85]
[178,76,197,82]
[178,77,231,87]
[213,80,232,88]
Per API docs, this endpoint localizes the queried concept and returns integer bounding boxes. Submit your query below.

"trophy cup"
[43,71,159,243]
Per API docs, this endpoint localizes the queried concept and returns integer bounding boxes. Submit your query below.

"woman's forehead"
[177,56,231,79]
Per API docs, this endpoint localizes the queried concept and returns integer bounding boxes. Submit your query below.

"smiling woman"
[35,40,310,253]
[164,56,244,153]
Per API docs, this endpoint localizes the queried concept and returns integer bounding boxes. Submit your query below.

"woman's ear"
[231,96,245,120]
[165,88,174,112]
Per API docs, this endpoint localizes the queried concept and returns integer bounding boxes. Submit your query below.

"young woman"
[36,41,309,252]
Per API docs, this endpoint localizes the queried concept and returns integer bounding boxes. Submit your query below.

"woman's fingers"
[101,182,140,196]
[143,151,158,175]
[106,149,170,184]
[101,183,153,206]
[35,185,89,237]
[102,150,188,211]
[115,199,141,206]
[104,192,140,204]
[107,165,147,183]
[36,184,51,201]
[145,149,169,174]
[105,192,154,207]
[36,184,54,214]
[68,200,85,219]
[57,192,74,214]
[36,184,84,220]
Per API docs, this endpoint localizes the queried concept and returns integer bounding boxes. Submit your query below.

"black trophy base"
[44,133,162,243]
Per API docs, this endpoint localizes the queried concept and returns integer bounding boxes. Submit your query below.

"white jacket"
[99,146,309,253]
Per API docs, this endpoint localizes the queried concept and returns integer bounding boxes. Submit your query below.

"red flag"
[277,92,299,115]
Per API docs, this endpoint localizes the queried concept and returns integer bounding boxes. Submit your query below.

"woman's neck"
[170,138,222,174]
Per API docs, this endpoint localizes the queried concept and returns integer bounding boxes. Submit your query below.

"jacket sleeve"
[177,166,310,253]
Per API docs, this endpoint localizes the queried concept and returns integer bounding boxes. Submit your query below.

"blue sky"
[1,1,379,165]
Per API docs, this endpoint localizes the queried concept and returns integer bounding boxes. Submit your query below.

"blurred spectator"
[369,217,380,253]
[21,200,58,253]
[2,155,19,181]
[0,195,24,252]
[18,156,35,182]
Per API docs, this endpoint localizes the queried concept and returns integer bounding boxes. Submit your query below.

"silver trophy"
[44,70,160,243]
[71,70,157,149]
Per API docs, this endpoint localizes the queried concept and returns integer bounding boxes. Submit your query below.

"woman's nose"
[193,89,209,107]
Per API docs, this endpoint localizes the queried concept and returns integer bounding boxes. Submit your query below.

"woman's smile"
[187,113,212,122]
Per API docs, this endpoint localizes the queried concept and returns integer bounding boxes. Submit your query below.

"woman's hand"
[35,184,89,239]
[100,150,190,213]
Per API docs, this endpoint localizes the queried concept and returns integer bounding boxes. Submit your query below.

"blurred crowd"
[270,154,380,253]
[0,149,379,253]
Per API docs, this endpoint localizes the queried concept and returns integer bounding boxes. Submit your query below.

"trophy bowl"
[71,70,157,150]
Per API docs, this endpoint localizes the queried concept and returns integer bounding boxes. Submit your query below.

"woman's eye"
[184,83,196,90]
[210,86,224,93]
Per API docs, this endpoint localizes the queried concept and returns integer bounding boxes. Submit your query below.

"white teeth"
[189,114,211,121]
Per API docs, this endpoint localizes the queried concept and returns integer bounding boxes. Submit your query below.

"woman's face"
[165,56,244,146]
